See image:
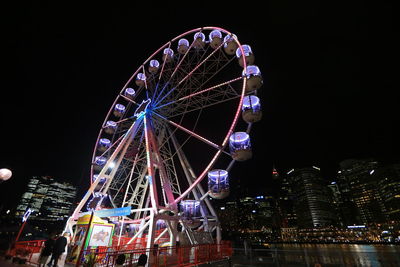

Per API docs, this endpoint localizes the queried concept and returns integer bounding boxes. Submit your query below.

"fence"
[76,242,233,267]
[8,240,232,267]
[8,239,45,264]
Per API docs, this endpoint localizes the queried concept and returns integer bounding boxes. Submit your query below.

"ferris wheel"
[67,26,263,251]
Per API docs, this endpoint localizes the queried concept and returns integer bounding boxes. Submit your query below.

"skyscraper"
[338,159,387,224]
[275,168,297,228]
[288,167,335,228]
[375,164,400,222]
[15,176,77,223]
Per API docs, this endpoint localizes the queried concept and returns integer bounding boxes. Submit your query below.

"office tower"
[276,168,297,228]
[338,159,387,224]
[376,163,400,221]
[15,176,77,223]
[288,167,335,228]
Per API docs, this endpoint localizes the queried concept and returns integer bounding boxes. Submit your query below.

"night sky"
[1,2,397,210]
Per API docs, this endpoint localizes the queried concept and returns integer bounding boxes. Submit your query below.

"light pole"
[15,208,33,242]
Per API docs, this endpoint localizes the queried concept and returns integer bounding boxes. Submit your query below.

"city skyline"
[1,3,397,209]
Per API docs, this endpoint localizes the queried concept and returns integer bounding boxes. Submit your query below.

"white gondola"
[193,32,206,49]
[124,88,135,99]
[86,192,108,211]
[223,34,238,55]
[162,48,174,63]
[97,138,111,152]
[180,200,202,228]
[135,73,146,87]
[92,174,107,184]
[229,132,252,161]
[94,156,107,171]
[180,200,201,218]
[209,30,222,49]
[148,59,160,74]
[113,103,126,117]
[104,120,117,134]
[242,65,263,92]
[208,169,229,199]
[177,38,190,54]
[236,44,255,67]
[242,95,262,123]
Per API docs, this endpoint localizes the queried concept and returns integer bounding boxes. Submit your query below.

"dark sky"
[0,2,397,209]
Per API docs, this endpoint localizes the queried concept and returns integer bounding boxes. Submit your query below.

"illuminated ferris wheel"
[67,26,262,251]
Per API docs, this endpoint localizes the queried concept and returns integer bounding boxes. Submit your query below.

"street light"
[0,168,12,182]
[15,208,33,242]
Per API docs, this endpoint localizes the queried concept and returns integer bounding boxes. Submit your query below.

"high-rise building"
[338,159,387,224]
[288,167,335,228]
[15,176,77,223]
[375,164,400,222]
[275,168,297,228]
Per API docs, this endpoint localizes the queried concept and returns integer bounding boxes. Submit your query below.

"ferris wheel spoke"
[158,42,172,82]
[155,51,237,115]
[151,41,200,105]
[153,112,223,152]
[120,94,140,106]
[154,40,227,107]
[154,76,243,111]
[170,34,198,80]
[151,42,172,103]
[164,90,241,119]
[171,50,236,101]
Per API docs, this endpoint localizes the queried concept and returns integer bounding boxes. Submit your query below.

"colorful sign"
[88,224,114,247]
[79,206,131,218]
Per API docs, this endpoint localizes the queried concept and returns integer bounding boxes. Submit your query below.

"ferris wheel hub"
[134,98,152,118]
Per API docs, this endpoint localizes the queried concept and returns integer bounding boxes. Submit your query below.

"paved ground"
[0,252,69,267]
[0,259,32,267]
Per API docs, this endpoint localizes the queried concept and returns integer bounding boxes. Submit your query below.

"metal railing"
[77,242,233,267]
[8,239,45,264]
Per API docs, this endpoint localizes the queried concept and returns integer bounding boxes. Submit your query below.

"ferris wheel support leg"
[126,219,151,245]
[217,225,222,245]
[146,212,156,267]
[166,220,177,250]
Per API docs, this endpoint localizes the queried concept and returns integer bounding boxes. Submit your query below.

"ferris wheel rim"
[89,26,250,207]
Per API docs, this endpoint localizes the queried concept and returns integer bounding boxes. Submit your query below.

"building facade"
[275,168,297,228]
[375,164,400,222]
[288,167,336,228]
[15,176,77,223]
[338,159,387,224]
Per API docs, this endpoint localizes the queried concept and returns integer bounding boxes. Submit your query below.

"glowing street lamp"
[0,168,12,183]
